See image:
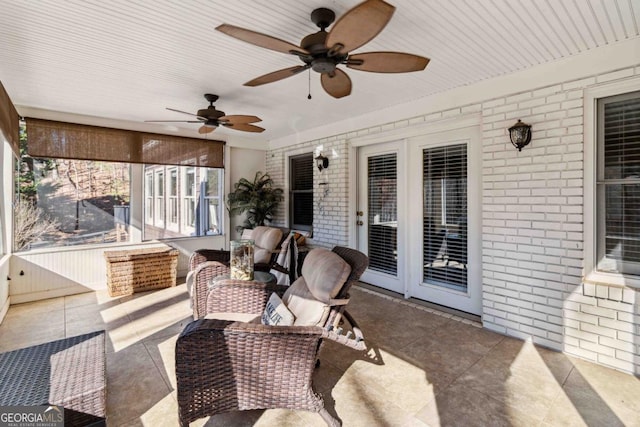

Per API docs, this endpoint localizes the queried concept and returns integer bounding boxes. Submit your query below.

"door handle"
[357,220,364,226]
[356,211,363,216]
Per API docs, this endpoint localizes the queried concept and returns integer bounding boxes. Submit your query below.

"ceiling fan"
[216,0,430,99]
[146,94,265,134]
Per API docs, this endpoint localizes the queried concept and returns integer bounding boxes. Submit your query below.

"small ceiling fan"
[216,0,430,99]
[146,94,265,134]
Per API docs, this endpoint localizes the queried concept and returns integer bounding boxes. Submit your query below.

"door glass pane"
[368,153,397,275]
[423,144,467,292]
[598,93,640,275]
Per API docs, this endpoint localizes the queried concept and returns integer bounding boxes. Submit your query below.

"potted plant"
[226,171,284,234]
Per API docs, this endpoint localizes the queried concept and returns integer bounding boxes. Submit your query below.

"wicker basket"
[104,246,179,297]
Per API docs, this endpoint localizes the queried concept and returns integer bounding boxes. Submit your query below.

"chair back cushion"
[301,248,351,303]
[251,226,283,264]
[282,248,351,326]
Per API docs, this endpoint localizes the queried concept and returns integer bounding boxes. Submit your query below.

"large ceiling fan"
[146,94,265,134]
[216,0,430,99]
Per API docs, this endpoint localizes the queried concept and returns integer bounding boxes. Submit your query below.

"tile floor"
[1,281,639,426]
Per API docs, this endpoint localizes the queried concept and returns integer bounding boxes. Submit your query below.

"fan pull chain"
[307,69,312,100]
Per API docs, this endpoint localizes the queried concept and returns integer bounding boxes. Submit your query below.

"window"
[168,168,178,230]
[183,167,196,233]
[596,91,640,276]
[145,172,153,223]
[14,156,131,251]
[289,153,313,231]
[154,170,165,226]
[423,144,467,291]
[143,165,223,239]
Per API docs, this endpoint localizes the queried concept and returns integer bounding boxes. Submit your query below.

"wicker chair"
[187,227,301,318]
[175,246,369,427]
[188,226,284,272]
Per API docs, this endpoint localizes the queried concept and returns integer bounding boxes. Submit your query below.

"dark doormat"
[0,330,106,426]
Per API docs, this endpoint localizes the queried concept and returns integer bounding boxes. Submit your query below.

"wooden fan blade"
[224,123,265,133]
[321,68,352,99]
[347,52,430,73]
[245,65,309,86]
[166,107,202,118]
[145,120,202,123]
[325,0,395,54]
[198,125,216,134]
[216,24,309,56]
[219,115,262,124]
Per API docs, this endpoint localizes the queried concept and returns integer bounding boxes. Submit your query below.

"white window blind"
[368,153,398,275]
[423,144,467,291]
[597,91,640,275]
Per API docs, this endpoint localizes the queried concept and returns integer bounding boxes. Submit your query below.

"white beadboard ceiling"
[1,0,639,143]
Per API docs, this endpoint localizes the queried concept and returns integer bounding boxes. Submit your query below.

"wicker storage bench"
[104,246,179,296]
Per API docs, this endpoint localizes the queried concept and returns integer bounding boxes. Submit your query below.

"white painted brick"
[614,349,639,364]
[622,289,636,304]
[596,354,636,373]
[565,344,598,362]
[535,336,563,351]
[598,317,636,333]
[580,322,618,338]
[599,336,636,352]
[564,309,599,325]
[580,340,616,357]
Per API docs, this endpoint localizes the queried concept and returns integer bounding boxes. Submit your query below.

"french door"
[356,126,481,315]
[356,142,405,294]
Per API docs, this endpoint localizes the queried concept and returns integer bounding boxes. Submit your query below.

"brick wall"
[266,67,640,375]
[266,138,350,248]
[481,67,639,374]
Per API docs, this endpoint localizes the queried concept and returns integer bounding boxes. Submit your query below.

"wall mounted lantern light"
[315,153,329,171]
[508,119,532,151]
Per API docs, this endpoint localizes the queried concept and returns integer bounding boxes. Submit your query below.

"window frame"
[288,152,314,232]
[142,165,223,240]
[584,77,640,289]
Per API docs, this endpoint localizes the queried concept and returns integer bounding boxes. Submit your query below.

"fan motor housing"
[198,107,225,119]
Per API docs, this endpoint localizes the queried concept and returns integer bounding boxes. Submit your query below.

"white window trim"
[584,76,640,288]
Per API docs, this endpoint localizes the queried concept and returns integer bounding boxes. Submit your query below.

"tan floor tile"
[5,297,65,317]
[541,358,640,427]
[144,333,180,390]
[415,381,541,427]
[480,337,575,383]
[2,286,639,427]
[328,368,430,427]
[120,393,180,427]
[350,348,454,414]
[0,308,66,352]
[106,343,172,425]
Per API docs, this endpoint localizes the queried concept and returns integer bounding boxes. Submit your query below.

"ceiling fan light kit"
[215,0,430,99]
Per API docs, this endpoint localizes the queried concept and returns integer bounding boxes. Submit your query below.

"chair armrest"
[206,279,288,315]
[176,319,325,426]
[322,309,366,351]
[191,261,230,319]
[189,249,230,271]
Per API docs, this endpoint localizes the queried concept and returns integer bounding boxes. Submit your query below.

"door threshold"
[355,281,481,324]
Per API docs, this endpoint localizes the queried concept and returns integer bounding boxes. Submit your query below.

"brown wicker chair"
[175,246,369,427]
[188,226,284,272]
[187,227,302,318]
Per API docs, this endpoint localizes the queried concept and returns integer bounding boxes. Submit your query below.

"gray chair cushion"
[282,248,351,326]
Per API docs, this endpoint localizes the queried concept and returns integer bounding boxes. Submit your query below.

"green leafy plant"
[226,171,284,232]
